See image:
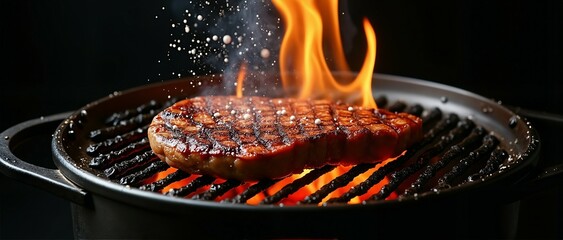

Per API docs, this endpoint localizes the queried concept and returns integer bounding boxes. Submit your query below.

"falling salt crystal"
[243,113,251,120]
[212,35,218,41]
[185,25,190,33]
[231,110,236,115]
[276,109,287,115]
[289,115,296,121]
[213,112,221,117]
[197,15,203,21]
[347,106,354,111]
[260,48,270,59]
[223,35,232,44]
[314,119,322,125]
[171,23,176,28]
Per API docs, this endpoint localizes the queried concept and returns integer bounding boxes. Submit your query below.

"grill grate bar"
[89,138,151,169]
[119,160,169,186]
[421,107,443,132]
[104,100,161,125]
[405,104,424,117]
[260,165,336,205]
[166,175,216,197]
[387,101,407,113]
[403,126,488,195]
[435,134,500,190]
[467,148,508,182]
[192,179,242,201]
[300,163,374,204]
[370,119,476,201]
[86,127,148,155]
[139,170,191,192]
[103,150,157,178]
[225,179,280,204]
[374,96,388,108]
[89,112,155,142]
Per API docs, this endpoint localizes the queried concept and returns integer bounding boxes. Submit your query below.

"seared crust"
[147,96,422,181]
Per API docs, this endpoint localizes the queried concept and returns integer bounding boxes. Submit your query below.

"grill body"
[69,190,522,239]
[2,73,552,239]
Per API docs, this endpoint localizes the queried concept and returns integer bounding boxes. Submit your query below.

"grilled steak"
[148,95,423,181]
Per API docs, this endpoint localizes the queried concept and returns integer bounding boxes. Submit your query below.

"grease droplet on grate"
[508,116,518,128]
[440,96,448,103]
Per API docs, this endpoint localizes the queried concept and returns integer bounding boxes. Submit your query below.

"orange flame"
[144,0,392,205]
[235,62,247,97]
[214,0,385,205]
[272,0,377,108]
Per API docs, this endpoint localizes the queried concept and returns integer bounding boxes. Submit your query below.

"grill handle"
[0,112,89,206]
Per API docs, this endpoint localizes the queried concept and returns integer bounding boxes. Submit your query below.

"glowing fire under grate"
[85,97,508,206]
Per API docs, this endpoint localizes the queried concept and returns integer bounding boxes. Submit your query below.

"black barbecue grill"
[2,73,558,239]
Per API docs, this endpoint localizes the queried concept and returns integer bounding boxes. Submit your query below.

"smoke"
[162,0,359,97]
[164,0,283,96]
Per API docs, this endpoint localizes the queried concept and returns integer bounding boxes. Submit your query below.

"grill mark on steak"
[271,99,292,145]
[203,96,238,155]
[162,103,212,154]
[252,97,276,151]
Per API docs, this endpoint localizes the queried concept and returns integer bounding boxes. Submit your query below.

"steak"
[147,95,423,181]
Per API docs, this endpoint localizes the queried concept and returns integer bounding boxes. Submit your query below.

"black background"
[1,1,561,239]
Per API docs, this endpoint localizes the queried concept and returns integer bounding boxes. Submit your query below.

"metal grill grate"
[84,96,508,205]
